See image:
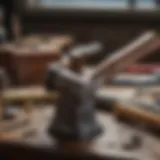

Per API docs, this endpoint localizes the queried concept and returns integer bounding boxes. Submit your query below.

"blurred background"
[1,0,160,62]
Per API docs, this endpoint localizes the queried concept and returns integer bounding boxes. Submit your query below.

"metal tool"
[46,31,160,141]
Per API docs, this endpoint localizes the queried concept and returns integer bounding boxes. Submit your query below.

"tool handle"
[91,31,160,82]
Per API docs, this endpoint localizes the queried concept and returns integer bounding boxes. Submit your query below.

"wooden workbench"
[0,105,160,160]
[0,84,160,159]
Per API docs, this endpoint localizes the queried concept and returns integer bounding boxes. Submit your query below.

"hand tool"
[46,31,160,141]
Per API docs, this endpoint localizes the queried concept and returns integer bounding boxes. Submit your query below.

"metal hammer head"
[70,42,102,59]
[58,42,103,73]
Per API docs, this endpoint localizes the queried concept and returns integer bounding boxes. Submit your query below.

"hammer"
[46,31,160,141]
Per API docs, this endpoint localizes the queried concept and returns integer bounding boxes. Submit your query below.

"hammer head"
[67,42,103,72]
[70,42,102,59]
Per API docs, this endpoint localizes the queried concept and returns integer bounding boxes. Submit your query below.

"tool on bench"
[0,42,102,140]
[46,31,160,141]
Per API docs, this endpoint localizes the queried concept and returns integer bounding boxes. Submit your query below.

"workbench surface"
[0,106,160,160]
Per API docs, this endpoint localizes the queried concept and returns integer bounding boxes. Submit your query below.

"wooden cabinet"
[0,35,74,85]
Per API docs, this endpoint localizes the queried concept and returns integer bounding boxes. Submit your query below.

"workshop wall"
[21,15,160,63]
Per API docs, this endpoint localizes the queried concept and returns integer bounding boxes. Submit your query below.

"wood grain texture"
[2,86,57,103]
[0,106,160,160]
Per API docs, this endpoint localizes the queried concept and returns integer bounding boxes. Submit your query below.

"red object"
[126,64,160,73]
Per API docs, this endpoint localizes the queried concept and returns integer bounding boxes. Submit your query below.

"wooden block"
[114,101,160,129]
[2,87,58,103]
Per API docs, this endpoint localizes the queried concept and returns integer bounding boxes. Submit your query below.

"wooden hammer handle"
[91,31,160,81]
